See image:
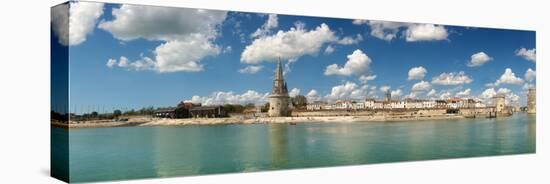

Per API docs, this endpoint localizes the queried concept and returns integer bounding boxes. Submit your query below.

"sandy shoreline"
[52,114,466,129]
[141,115,464,126]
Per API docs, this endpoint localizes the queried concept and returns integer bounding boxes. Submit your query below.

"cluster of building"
[153,59,536,119]
[154,102,228,119]
[306,90,487,111]
[306,98,487,111]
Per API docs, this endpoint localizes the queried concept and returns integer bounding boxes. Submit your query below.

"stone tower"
[384,89,391,102]
[268,60,290,117]
[527,88,536,114]
[493,94,505,113]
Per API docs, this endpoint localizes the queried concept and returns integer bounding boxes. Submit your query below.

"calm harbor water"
[53,113,535,183]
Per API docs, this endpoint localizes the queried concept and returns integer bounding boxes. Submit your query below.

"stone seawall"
[292,108,448,117]
[458,107,512,117]
[292,107,498,118]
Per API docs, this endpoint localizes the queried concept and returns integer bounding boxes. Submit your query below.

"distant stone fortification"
[527,88,536,114]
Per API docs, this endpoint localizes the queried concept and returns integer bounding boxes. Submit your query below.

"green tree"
[291,95,308,109]
[113,109,122,117]
[261,102,270,112]
[223,104,246,113]
[223,104,235,112]
[128,109,135,115]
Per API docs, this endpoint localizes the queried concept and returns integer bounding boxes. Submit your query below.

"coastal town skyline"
[50,2,537,182]
[53,2,536,114]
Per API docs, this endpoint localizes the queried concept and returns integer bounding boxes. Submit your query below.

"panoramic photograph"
[51,1,536,183]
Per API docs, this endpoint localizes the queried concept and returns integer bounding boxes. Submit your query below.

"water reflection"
[152,127,202,177]
[68,127,157,182]
[269,124,289,169]
[62,113,536,183]
[236,125,269,172]
[527,114,536,151]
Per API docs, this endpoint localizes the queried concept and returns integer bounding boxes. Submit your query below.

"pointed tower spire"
[275,57,284,81]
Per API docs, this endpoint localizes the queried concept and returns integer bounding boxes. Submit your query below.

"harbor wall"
[292,107,498,118]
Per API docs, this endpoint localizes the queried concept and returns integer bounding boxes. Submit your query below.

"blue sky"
[52,2,536,114]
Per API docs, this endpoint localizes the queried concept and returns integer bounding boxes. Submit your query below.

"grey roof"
[155,107,176,113]
[190,106,222,111]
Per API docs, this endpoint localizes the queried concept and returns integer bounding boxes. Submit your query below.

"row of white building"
[306,98,487,111]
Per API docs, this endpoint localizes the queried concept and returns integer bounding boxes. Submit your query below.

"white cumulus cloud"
[496,88,520,105]
[51,4,69,45]
[365,20,407,41]
[324,49,372,76]
[324,45,335,55]
[391,89,403,98]
[467,52,493,67]
[51,2,104,46]
[404,24,448,42]
[427,89,437,97]
[154,37,220,72]
[241,23,337,64]
[352,20,448,42]
[306,89,321,102]
[336,34,363,45]
[238,65,263,74]
[515,48,536,62]
[106,58,117,68]
[523,83,535,91]
[479,88,519,105]
[525,68,536,82]
[98,5,226,41]
[99,5,227,73]
[439,91,452,99]
[188,90,270,105]
[497,88,511,94]
[405,92,419,99]
[432,71,473,85]
[289,88,301,97]
[359,75,377,84]
[480,88,497,100]
[106,56,155,71]
[408,66,427,80]
[456,88,471,97]
[250,14,278,38]
[242,23,362,65]
[494,68,524,86]
[411,81,432,92]
[325,82,368,101]
[380,85,391,92]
